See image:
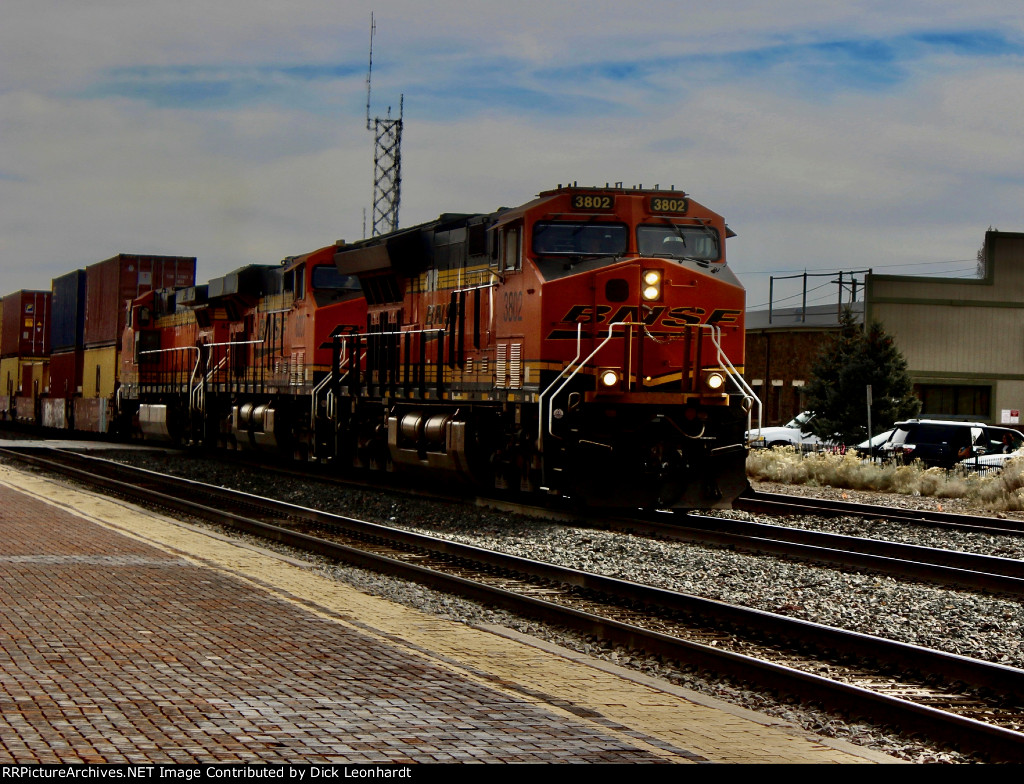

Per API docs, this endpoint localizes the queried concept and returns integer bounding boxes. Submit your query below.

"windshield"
[786,411,814,429]
[637,224,720,261]
[532,222,628,257]
[311,266,362,291]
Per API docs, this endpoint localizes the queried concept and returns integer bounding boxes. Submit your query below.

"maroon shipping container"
[1,291,51,358]
[48,348,83,399]
[84,254,196,347]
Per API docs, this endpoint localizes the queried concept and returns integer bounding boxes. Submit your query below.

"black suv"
[879,419,1024,468]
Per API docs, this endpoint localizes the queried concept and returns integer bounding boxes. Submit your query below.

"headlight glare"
[702,370,726,391]
[641,269,662,301]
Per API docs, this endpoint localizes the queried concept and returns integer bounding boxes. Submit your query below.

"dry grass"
[746,447,1024,511]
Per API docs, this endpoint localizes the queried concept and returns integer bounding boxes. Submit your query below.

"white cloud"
[3,0,1024,311]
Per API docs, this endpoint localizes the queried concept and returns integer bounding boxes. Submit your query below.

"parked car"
[878,419,1022,468]
[854,429,895,458]
[957,428,1024,471]
[747,411,823,450]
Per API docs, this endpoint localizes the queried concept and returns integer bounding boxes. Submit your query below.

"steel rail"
[638,514,1024,597]
[736,489,1024,536]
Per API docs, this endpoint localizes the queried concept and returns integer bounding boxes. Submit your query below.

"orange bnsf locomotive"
[87,186,754,509]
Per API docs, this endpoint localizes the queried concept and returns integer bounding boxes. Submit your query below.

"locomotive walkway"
[0,460,895,765]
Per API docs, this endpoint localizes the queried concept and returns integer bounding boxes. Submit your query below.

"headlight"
[641,269,662,301]
[705,372,725,390]
[702,370,726,391]
[599,368,620,388]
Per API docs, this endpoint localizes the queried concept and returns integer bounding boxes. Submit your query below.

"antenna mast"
[365,13,403,237]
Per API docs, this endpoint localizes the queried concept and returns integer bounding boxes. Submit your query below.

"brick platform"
[0,464,896,764]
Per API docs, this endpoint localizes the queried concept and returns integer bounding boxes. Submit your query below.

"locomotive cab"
[508,186,754,509]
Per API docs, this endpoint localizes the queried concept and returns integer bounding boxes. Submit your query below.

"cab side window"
[501,226,521,273]
[284,264,306,300]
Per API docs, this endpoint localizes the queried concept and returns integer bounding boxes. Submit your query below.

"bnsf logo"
[556,304,741,328]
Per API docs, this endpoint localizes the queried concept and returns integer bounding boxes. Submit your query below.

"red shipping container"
[1,291,51,359]
[48,349,83,398]
[84,254,196,347]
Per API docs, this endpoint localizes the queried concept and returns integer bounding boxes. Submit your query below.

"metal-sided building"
[864,229,1024,427]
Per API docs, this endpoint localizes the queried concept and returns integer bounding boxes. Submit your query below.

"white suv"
[747,411,823,450]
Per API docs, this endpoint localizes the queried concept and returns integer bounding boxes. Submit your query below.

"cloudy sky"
[3,1,1023,310]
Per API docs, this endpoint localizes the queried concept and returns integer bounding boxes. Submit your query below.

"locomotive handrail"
[309,369,338,461]
[309,354,344,432]
[538,321,635,449]
[313,329,441,434]
[362,328,444,337]
[140,340,264,415]
[535,322,761,451]
[535,324,584,450]
[139,346,202,407]
[449,282,500,294]
[205,354,230,382]
[701,323,761,433]
[195,341,264,412]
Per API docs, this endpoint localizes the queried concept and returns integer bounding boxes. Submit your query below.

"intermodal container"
[0,357,19,398]
[1,291,51,359]
[20,359,47,401]
[51,270,87,352]
[83,345,119,399]
[84,254,196,347]
[49,348,83,398]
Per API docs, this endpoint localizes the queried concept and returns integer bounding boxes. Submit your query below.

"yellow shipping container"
[83,346,119,399]
[0,357,49,398]
[0,356,19,397]
[27,360,47,398]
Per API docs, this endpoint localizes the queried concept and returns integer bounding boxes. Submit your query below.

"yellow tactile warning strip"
[0,464,898,764]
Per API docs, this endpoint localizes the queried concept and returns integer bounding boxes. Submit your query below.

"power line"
[744,258,975,276]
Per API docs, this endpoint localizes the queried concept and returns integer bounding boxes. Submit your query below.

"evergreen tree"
[804,309,921,446]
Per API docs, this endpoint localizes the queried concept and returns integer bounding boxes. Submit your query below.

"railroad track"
[736,489,1024,536]
[4,445,1024,761]
[626,513,1024,597]
[169,448,1024,596]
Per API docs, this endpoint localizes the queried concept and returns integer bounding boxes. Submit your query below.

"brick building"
[744,303,862,426]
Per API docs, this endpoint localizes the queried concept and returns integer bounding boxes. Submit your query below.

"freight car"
[2,185,757,510]
[115,185,756,510]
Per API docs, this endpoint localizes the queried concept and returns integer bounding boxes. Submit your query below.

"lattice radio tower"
[366,14,403,237]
